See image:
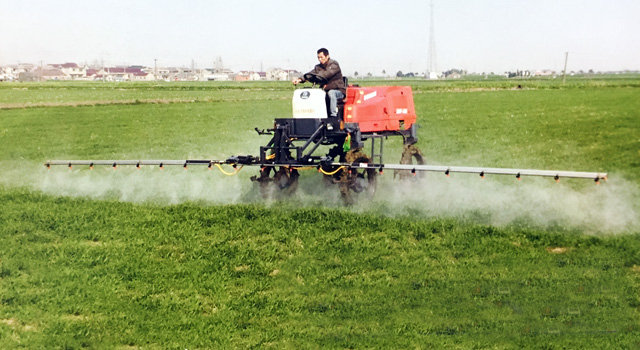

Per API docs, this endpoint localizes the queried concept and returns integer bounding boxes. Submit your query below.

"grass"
[2,190,639,348]
[2,75,639,107]
[1,77,639,348]
[415,88,639,180]
[0,81,290,107]
[1,80,637,175]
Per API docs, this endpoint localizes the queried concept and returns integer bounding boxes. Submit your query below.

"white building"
[57,63,86,79]
[267,68,301,81]
[249,71,266,81]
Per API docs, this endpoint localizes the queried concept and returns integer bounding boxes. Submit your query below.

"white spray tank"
[292,88,327,119]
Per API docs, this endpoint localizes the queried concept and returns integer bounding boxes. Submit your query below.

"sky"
[1,0,639,75]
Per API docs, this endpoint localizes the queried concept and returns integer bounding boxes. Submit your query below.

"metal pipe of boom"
[44,159,607,181]
[332,162,607,181]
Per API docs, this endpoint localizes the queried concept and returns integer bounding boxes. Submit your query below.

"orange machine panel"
[343,86,417,133]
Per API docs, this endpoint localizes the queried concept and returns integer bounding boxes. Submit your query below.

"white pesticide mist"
[2,162,248,205]
[2,161,638,234]
[364,173,639,234]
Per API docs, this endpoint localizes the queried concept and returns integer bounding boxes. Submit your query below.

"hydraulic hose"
[215,163,243,176]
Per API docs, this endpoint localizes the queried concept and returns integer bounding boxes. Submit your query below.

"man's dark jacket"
[302,58,346,94]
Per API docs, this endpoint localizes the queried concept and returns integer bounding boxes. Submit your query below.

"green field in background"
[1,74,639,105]
[1,78,639,348]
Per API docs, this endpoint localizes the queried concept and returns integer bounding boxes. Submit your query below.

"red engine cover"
[343,86,417,133]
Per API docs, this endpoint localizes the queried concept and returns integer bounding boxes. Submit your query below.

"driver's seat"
[336,76,348,117]
[323,76,348,119]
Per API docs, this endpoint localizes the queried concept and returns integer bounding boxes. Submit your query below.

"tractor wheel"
[252,166,299,199]
[339,149,377,205]
[394,144,425,180]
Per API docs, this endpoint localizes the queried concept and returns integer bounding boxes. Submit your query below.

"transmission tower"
[427,1,438,79]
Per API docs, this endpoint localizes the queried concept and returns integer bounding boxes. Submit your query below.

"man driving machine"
[292,48,346,117]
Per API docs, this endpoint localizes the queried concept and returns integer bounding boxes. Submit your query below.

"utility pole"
[154,58,158,80]
[427,0,437,79]
[562,52,568,85]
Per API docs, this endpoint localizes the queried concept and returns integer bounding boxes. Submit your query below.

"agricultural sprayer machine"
[45,74,607,204]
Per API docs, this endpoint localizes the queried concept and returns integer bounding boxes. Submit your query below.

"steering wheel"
[303,72,328,86]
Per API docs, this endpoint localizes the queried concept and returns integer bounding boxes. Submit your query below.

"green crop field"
[1,78,639,348]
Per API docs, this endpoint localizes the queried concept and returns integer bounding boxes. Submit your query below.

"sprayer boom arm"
[340,162,606,181]
[44,158,607,182]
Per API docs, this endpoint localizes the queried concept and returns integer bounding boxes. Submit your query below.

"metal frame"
[45,158,607,182]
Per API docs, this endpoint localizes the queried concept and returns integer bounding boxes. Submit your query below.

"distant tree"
[367,72,372,77]
[382,69,386,75]
[354,71,359,77]
[396,70,403,78]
